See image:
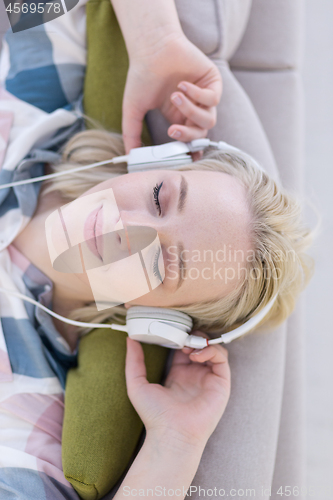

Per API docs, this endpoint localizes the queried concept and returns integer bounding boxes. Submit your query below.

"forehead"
[180,169,251,252]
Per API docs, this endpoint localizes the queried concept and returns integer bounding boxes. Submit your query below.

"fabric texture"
[0,242,79,499]
[0,12,85,496]
[0,1,87,111]
[233,69,304,192]
[174,0,252,61]
[230,0,304,70]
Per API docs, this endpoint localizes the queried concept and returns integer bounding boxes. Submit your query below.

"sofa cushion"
[230,0,304,70]
[233,69,303,192]
[175,0,252,60]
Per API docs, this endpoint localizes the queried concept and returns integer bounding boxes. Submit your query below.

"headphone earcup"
[126,306,192,328]
[125,306,193,348]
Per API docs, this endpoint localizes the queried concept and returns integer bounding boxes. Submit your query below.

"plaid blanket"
[0,0,87,112]
[0,2,92,498]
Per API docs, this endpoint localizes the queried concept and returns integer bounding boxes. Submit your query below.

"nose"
[119,210,170,243]
[118,211,183,281]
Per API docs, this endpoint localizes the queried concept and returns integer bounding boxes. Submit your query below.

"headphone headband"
[0,139,276,349]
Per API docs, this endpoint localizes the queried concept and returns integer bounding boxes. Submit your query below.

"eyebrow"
[177,174,188,213]
[176,176,188,290]
[176,242,187,290]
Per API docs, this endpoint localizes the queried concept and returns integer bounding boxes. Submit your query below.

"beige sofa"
[133,1,307,497]
[0,1,306,498]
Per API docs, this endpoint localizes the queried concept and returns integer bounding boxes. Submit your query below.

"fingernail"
[170,130,181,139]
[171,94,182,106]
[191,349,203,355]
[178,83,187,93]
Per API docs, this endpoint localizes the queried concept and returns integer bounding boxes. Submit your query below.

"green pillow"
[62,1,166,497]
[83,0,152,146]
[62,328,170,500]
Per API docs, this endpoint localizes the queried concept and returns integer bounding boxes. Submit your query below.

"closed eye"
[153,246,164,284]
[153,181,163,215]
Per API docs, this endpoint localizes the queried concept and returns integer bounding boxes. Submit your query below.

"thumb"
[122,95,145,154]
[125,337,149,396]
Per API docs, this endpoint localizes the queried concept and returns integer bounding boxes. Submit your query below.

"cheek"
[92,258,146,309]
[126,286,166,307]
[85,254,158,310]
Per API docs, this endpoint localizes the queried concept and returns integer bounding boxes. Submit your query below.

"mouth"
[83,205,103,261]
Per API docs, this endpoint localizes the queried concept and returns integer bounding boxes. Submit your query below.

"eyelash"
[153,181,163,216]
[153,246,163,284]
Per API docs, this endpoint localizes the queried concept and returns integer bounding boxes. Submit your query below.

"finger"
[194,68,223,104]
[189,345,229,378]
[170,92,217,131]
[168,123,208,143]
[171,348,192,366]
[177,81,221,108]
[125,337,149,393]
[178,331,209,361]
[191,344,228,361]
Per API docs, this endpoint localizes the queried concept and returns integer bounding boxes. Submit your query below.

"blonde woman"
[0,0,314,498]
[2,126,314,499]
[18,129,313,344]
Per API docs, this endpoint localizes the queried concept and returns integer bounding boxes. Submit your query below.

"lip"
[83,204,103,260]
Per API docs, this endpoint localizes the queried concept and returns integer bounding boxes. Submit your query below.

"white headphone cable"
[0,285,278,347]
[0,286,126,332]
[0,155,129,190]
[0,139,264,191]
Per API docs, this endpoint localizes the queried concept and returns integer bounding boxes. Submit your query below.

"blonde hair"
[43,129,316,336]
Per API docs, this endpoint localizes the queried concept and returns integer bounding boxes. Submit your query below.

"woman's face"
[47,169,252,309]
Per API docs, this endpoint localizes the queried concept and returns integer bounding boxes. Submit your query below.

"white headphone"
[0,139,277,349]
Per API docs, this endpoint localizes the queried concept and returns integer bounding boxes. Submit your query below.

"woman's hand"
[122,34,223,153]
[125,333,230,449]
